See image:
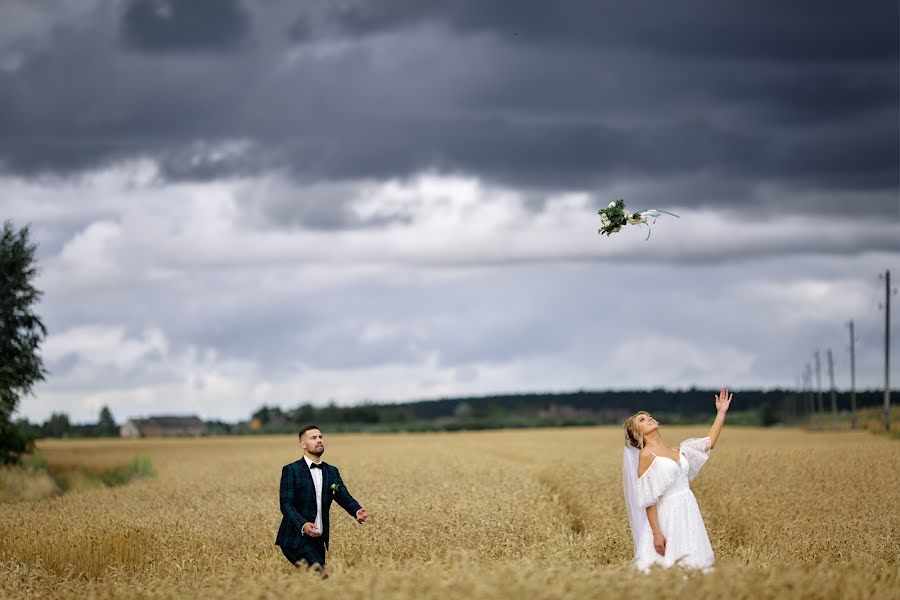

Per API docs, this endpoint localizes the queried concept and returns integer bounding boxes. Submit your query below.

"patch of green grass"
[97,466,130,487]
[22,452,47,471]
[94,455,155,487]
[50,455,156,494]
[50,472,70,492]
[130,454,155,478]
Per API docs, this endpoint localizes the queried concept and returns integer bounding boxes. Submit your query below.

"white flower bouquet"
[598,199,678,240]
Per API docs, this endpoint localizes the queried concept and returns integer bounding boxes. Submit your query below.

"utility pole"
[882,270,892,432]
[800,369,807,420]
[814,350,824,429]
[804,363,814,423]
[791,376,800,421]
[790,376,800,422]
[848,320,857,429]
[827,349,838,431]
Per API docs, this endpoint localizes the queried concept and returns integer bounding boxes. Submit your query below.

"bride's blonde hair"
[623,411,650,449]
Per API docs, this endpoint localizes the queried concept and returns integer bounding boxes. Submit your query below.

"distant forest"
[22,388,893,438]
[238,387,891,434]
[357,388,884,419]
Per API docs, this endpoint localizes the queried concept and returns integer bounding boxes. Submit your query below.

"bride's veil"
[622,444,643,551]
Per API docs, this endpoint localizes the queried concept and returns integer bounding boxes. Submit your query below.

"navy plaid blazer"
[275,458,363,551]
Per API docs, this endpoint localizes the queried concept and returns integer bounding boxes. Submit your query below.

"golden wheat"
[1,427,898,599]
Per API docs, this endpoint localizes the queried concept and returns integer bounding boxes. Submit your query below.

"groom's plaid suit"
[275,459,362,566]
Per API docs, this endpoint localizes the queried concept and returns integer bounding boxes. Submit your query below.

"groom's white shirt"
[302,455,324,534]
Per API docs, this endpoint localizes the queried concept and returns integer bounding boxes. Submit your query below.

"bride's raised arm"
[707,387,732,449]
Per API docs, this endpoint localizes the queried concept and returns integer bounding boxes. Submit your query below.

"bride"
[622,388,732,572]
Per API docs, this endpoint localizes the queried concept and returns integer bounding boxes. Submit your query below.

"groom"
[275,425,368,570]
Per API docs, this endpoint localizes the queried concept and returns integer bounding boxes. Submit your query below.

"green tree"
[0,419,33,461]
[97,405,117,437]
[0,221,47,463]
[290,403,316,424]
[251,405,272,425]
[42,412,70,438]
[317,401,342,423]
[759,402,779,427]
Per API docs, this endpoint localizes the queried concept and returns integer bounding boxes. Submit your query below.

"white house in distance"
[120,416,206,438]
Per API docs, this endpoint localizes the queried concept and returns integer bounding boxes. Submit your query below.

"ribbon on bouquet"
[628,209,680,240]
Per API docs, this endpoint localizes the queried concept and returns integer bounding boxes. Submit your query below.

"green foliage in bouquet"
[598,199,629,236]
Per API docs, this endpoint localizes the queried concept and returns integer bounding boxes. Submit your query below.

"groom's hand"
[302,523,322,537]
[356,508,368,523]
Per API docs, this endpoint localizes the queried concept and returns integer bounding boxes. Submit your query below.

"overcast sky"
[2,0,898,423]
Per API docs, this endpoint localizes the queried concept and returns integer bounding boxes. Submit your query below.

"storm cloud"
[0,0,896,215]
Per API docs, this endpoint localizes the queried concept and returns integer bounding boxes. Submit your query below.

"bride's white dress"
[634,436,715,572]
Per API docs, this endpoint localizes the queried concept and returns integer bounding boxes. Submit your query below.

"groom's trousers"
[280,539,326,569]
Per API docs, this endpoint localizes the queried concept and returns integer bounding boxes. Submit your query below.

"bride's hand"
[653,531,667,556]
[715,387,732,414]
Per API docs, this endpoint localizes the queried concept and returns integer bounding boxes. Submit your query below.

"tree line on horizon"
[16,386,893,439]
[242,387,889,431]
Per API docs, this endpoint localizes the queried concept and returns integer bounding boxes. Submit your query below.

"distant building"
[120,415,206,438]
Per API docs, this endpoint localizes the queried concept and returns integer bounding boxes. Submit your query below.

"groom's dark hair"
[299,424,321,441]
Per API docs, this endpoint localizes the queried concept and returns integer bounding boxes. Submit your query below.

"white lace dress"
[634,437,715,573]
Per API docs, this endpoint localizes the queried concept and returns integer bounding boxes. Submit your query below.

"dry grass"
[1,427,898,599]
[805,405,900,436]
[0,468,60,502]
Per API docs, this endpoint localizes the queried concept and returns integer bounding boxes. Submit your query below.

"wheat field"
[1,427,898,599]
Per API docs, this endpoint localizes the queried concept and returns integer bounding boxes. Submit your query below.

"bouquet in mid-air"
[598,199,679,240]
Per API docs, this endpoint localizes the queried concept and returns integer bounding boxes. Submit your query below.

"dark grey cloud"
[0,0,896,222]
[293,0,895,62]
[120,0,251,53]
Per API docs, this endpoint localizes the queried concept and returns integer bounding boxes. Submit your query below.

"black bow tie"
[309,462,324,469]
